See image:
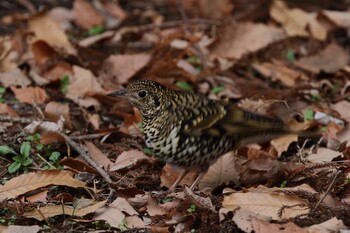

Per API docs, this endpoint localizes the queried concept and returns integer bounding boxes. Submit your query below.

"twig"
[60,133,113,184]
[70,133,110,141]
[313,170,341,211]
[0,115,34,123]
[36,153,57,170]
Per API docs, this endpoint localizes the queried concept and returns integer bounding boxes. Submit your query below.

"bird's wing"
[180,103,288,142]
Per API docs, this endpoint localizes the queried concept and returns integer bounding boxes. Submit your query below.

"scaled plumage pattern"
[109,80,291,190]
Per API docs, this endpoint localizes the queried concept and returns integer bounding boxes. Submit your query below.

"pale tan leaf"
[145,195,167,216]
[270,134,298,156]
[10,86,48,104]
[85,141,114,169]
[2,225,41,233]
[93,201,125,229]
[0,68,31,87]
[73,0,104,29]
[307,148,341,163]
[100,54,151,85]
[270,0,327,40]
[110,150,151,172]
[211,19,286,59]
[44,101,70,123]
[0,170,86,200]
[28,14,75,54]
[223,187,309,220]
[24,200,106,220]
[252,62,309,87]
[66,65,104,109]
[251,217,308,233]
[160,164,196,189]
[125,216,146,228]
[294,43,348,74]
[197,0,233,19]
[320,10,350,28]
[0,103,19,117]
[111,197,138,215]
[199,152,239,190]
[331,100,350,122]
[308,217,346,233]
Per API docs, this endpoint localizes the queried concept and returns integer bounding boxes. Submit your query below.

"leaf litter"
[1,0,350,232]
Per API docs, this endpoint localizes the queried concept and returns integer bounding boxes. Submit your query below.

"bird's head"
[108,80,169,117]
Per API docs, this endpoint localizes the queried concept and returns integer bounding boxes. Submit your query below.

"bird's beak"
[107,90,127,97]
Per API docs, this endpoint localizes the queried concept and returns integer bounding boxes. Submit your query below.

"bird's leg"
[169,168,189,191]
[189,165,209,190]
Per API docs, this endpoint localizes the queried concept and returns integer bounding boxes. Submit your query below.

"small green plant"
[211,86,224,94]
[0,87,6,103]
[26,133,44,151]
[345,178,350,183]
[187,204,196,213]
[304,109,314,121]
[49,151,61,163]
[159,198,172,204]
[143,147,154,156]
[88,25,104,36]
[286,49,295,62]
[176,81,193,91]
[0,142,33,174]
[137,122,144,132]
[186,55,201,65]
[280,180,288,188]
[60,75,70,94]
[118,219,127,231]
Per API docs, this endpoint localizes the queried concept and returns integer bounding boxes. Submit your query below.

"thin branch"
[0,115,34,124]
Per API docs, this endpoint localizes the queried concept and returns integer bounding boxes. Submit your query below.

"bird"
[108,79,293,190]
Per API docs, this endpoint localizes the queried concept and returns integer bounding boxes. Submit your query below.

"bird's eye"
[138,90,147,98]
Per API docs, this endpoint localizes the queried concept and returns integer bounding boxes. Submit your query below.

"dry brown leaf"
[110,150,151,172]
[94,198,139,229]
[31,40,57,65]
[28,13,75,54]
[160,164,196,189]
[199,152,239,190]
[270,134,298,156]
[0,170,86,200]
[0,68,31,87]
[85,141,114,169]
[1,225,41,233]
[0,103,19,116]
[125,216,146,229]
[24,200,106,220]
[44,101,70,123]
[294,43,349,74]
[48,7,75,31]
[211,19,286,59]
[78,31,115,47]
[73,0,104,29]
[270,0,327,40]
[0,36,19,72]
[10,86,48,104]
[101,54,151,85]
[184,187,215,211]
[24,190,48,203]
[102,1,128,20]
[223,186,309,220]
[145,195,167,216]
[197,0,233,19]
[331,100,350,122]
[308,217,346,233]
[40,132,66,145]
[251,217,308,233]
[252,62,308,87]
[319,10,350,28]
[59,157,98,174]
[307,148,341,163]
[66,65,104,109]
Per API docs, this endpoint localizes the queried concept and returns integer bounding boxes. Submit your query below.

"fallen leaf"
[66,65,104,109]
[0,103,19,116]
[24,121,63,135]
[331,100,350,122]
[1,225,41,233]
[110,150,151,172]
[294,43,349,73]
[100,54,151,85]
[319,10,350,28]
[223,186,309,220]
[210,19,286,59]
[73,0,104,29]
[308,217,346,233]
[125,215,146,229]
[270,134,298,156]
[199,152,239,190]
[31,40,57,65]
[102,1,128,20]
[40,132,66,145]
[252,62,309,87]
[48,7,75,31]
[145,195,167,216]
[59,157,98,174]
[270,0,327,40]
[0,68,31,87]
[10,86,48,104]
[24,200,106,220]
[160,164,196,189]
[85,141,114,169]
[94,198,139,229]
[28,13,75,54]
[0,170,86,200]
[78,30,115,47]
[307,148,342,163]
[24,190,48,203]
[197,0,234,19]
[44,101,70,123]
[251,217,308,233]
